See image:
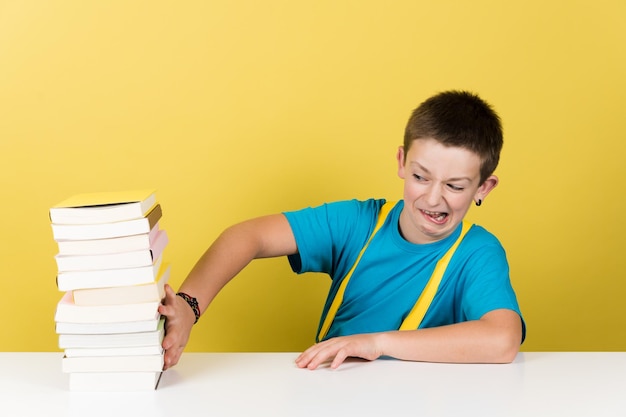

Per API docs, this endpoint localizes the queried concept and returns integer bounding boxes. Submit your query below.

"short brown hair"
[404,90,503,184]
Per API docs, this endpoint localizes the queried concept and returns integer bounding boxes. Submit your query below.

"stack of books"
[50,189,169,391]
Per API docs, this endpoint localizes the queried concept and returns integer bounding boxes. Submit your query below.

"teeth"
[423,210,444,216]
[423,210,447,221]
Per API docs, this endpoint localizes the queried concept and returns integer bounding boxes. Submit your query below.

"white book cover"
[55,313,161,335]
[56,223,159,255]
[64,345,164,358]
[69,371,162,391]
[58,319,165,348]
[62,354,164,373]
[56,255,163,291]
[55,229,168,272]
[55,293,161,324]
[72,264,170,306]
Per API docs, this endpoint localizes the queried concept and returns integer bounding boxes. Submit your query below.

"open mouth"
[421,209,448,224]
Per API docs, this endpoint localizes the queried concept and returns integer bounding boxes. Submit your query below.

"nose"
[424,184,443,207]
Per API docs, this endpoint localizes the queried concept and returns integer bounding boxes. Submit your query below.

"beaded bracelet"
[176,292,200,324]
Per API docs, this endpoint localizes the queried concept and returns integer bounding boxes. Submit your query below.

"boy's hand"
[159,284,196,370]
[295,333,383,370]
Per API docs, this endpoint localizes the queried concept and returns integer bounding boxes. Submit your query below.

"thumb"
[163,284,177,303]
[159,284,176,316]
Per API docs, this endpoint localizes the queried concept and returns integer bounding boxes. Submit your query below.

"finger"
[308,354,331,370]
[295,342,324,368]
[330,348,348,369]
[163,348,181,370]
[158,302,172,316]
[295,349,310,366]
[306,346,336,370]
[161,330,175,350]
[162,330,185,370]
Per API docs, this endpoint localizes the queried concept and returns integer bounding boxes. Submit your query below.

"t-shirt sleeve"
[283,199,383,277]
[283,204,335,274]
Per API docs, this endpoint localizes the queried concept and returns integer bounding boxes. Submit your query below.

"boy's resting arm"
[295,308,522,369]
[159,214,297,369]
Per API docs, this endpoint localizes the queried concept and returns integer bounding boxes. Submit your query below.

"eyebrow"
[410,161,473,183]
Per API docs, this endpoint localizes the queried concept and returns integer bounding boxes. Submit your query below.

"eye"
[413,174,425,181]
[447,184,464,191]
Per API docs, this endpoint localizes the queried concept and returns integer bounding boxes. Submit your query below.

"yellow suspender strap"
[317,201,473,341]
[317,201,395,342]
[398,221,472,330]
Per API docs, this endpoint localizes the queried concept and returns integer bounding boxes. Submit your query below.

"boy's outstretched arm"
[295,309,522,370]
[159,214,297,369]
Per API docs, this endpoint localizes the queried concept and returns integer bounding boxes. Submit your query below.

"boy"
[159,90,525,370]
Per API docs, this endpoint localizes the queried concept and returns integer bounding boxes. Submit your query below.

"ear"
[397,146,406,179]
[475,175,499,203]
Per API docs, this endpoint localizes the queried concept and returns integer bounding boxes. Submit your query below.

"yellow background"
[1,1,625,352]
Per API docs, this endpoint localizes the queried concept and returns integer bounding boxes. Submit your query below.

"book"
[72,264,170,306]
[56,223,160,255]
[62,354,164,373]
[50,189,157,225]
[58,319,165,348]
[54,292,161,324]
[64,345,164,358]
[68,371,162,391]
[56,255,163,291]
[54,229,168,272]
[51,204,162,241]
[55,313,162,334]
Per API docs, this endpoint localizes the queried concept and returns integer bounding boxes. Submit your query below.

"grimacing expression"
[397,138,497,244]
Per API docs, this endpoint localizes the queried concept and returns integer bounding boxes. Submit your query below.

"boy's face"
[397,138,498,244]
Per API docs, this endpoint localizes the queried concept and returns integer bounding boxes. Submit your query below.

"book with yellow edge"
[51,204,162,241]
[50,189,157,225]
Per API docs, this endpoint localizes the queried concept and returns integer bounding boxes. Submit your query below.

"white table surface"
[0,352,624,417]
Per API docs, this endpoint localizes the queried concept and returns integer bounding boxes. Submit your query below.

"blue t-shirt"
[284,199,525,342]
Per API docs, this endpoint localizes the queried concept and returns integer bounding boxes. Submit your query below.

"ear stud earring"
[475,199,482,207]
